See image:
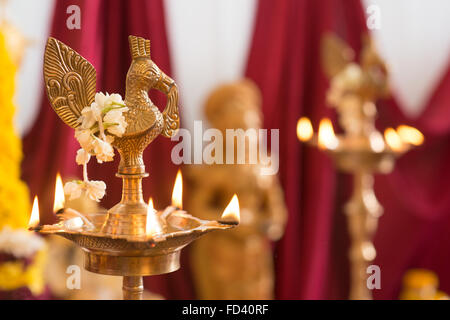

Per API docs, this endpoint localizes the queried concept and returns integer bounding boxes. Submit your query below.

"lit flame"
[53,173,65,212]
[146,197,162,236]
[28,196,40,228]
[172,170,183,209]
[297,117,313,142]
[397,125,424,146]
[221,194,240,223]
[384,128,403,151]
[318,118,339,149]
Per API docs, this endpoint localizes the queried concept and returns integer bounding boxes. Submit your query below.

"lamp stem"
[122,276,144,300]
[345,172,383,300]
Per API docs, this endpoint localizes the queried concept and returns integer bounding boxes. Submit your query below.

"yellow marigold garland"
[0,30,30,229]
[0,249,46,294]
[0,29,46,295]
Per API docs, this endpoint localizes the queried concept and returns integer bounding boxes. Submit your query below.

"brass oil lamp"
[297,33,424,300]
[29,36,239,300]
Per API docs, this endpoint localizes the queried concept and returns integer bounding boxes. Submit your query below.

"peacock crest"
[129,35,151,59]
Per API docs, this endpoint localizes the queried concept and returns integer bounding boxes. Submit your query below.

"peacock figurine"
[43,35,180,236]
[44,35,179,174]
[118,35,179,174]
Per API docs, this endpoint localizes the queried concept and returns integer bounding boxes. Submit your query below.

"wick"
[218,220,239,226]
[56,207,95,229]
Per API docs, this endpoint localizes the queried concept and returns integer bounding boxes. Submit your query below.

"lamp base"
[83,249,180,276]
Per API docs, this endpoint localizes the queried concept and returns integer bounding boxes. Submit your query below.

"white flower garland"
[0,226,45,258]
[64,92,129,202]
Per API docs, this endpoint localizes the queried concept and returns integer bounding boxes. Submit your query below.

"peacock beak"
[153,69,175,94]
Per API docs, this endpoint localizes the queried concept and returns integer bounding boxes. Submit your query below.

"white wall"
[363,0,450,117]
[165,0,257,132]
[7,0,450,136]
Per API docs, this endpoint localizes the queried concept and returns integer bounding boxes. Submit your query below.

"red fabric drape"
[245,0,367,299]
[21,0,194,299]
[373,65,450,299]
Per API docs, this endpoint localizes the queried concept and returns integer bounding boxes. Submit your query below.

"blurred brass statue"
[186,79,287,299]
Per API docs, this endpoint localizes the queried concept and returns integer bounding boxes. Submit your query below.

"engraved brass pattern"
[44,37,96,129]
[44,35,180,172]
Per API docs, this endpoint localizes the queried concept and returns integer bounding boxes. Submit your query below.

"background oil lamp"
[29,35,239,300]
[296,33,424,300]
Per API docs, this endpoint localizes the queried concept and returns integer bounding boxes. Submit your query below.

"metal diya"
[30,35,238,300]
[297,33,423,300]
[35,210,235,300]
[299,128,416,300]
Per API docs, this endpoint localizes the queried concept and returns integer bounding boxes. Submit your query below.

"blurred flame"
[384,128,403,152]
[369,131,385,153]
[172,170,183,209]
[397,125,424,146]
[53,173,65,212]
[296,117,313,142]
[362,241,376,261]
[221,194,240,223]
[28,196,40,228]
[318,118,339,149]
[146,197,162,236]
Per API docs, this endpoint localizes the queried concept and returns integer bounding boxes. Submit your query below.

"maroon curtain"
[373,66,450,299]
[21,0,194,299]
[245,0,367,299]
